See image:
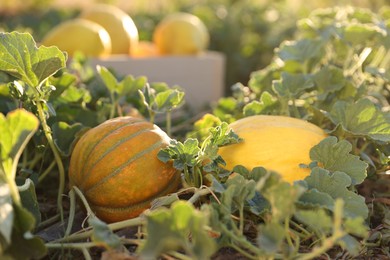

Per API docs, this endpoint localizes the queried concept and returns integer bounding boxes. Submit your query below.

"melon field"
[0,1,389,259]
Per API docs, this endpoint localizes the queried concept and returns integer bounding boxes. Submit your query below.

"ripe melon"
[153,12,209,55]
[218,115,328,183]
[79,4,139,55]
[68,117,181,223]
[132,41,160,58]
[41,18,111,57]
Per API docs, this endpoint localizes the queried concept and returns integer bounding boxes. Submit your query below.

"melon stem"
[36,100,65,223]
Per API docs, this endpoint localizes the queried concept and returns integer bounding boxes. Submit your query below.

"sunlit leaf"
[243,91,278,116]
[154,89,185,112]
[276,39,324,63]
[0,32,66,88]
[0,109,39,178]
[342,23,385,45]
[97,65,118,93]
[328,99,390,142]
[186,113,222,142]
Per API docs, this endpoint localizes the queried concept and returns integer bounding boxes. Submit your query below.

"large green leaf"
[328,99,390,142]
[310,137,367,185]
[0,32,67,88]
[301,168,368,219]
[276,39,324,63]
[272,72,314,98]
[2,204,47,260]
[0,109,39,178]
[312,65,346,97]
[139,200,216,260]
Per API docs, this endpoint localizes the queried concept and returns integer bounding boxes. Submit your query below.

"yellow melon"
[41,18,111,57]
[218,115,327,183]
[153,12,209,55]
[80,4,139,55]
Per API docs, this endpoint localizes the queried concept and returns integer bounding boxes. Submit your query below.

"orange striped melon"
[68,116,181,223]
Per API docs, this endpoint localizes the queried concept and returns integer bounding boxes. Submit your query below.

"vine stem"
[36,100,65,221]
[187,188,212,204]
[166,110,172,136]
[52,214,145,243]
[38,160,56,183]
[7,175,22,206]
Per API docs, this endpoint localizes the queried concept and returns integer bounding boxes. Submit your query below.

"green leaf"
[0,109,39,178]
[343,217,368,237]
[0,182,13,244]
[224,174,257,207]
[297,188,334,211]
[276,39,324,63]
[121,75,147,97]
[0,32,67,88]
[338,234,362,256]
[229,166,271,215]
[52,122,87,157]
[48,72,77,101]
[310,137,367,185]
[272,72,314,98]
[138,83,154,111]
[208,122,242,147]
[212,97,238,123]
[243,91,278,116]
[313,66,346,97]
[328,99,390,142]
[158,139,200,170]
[89,216,121,250]
[139,200,216,260]
[186,113,222,142]
[342,23,385,45]
[257,222,285,254]
[58,85,92,104]
[261,182,303,223]
[97,65,118,93]
[154,89,185,112]
[294,208,333,235]
[2,203,47,259]
[303,168,368,219]
[17,178,41,226]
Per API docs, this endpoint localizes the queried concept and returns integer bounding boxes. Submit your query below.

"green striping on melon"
[68,116,181,223]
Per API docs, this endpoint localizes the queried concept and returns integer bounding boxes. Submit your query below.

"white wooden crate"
[89,51,225,111]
